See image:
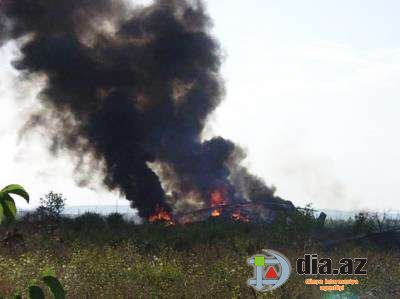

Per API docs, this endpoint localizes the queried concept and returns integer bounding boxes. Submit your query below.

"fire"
[211,189,226,206]
[231,209,250,223]
[148,206,175,225]
[210,188,228,217]
[211,209,221,217]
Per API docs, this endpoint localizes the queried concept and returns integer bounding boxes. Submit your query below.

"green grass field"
[0,210,399,298]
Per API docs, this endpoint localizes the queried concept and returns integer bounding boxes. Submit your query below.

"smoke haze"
[0,0,281,217]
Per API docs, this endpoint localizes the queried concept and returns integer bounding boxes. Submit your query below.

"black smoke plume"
[0,0,288,217]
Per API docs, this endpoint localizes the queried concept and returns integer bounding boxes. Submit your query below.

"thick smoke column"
[0,0,283,217]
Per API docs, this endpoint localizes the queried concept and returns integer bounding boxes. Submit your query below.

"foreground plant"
[0,185,66,298]
[0,184,29,223]
[12,269,65,299]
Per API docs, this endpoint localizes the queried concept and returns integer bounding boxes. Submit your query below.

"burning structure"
[0,0,294,223]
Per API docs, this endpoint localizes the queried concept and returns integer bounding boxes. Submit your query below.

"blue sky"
[1,0,400,211]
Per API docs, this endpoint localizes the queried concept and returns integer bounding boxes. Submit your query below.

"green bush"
[353,212,376,234]
[72,212,105,232]
[106,212,126,230]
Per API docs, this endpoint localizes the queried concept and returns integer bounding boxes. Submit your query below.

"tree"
[0,184,29,224]
[40,191,66,218]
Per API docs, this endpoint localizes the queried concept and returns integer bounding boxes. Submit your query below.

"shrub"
[24,206,51,222]
[268,204,318,246]
[353,212,375,234]
[73,212,105,232]
[106,213,126,230]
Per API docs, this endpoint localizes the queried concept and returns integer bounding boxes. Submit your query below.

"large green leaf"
[1,184,29,203]
[0,194,17,223]
[43,276,66,299]
[28,286,45,299]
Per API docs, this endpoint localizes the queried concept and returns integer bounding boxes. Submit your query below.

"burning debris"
[210,188,228,217]
[170,198,295,225]
[0,0,294,222]
[231,209,250,223]
[148,205,175,225]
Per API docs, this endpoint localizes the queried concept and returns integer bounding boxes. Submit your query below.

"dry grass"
[0,212,399,298]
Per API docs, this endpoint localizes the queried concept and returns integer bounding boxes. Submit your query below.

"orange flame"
[231,209,250,223]
[210,188,228,217]
[148,206,175,225]
[211,209,221,217]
